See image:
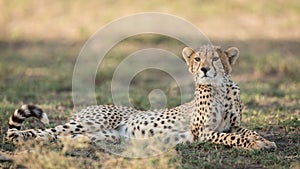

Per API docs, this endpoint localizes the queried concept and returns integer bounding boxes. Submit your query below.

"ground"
[0,0,300,168]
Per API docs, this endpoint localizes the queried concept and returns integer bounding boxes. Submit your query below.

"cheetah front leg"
[227,95,277,150]
[190,117,255,150]
[191,112,276,150]
[200,129,278,150]
[230,125,277,150]
[199,130,262,150]
[194,124,266,150]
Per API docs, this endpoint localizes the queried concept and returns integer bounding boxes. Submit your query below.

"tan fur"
[7,45,276,151]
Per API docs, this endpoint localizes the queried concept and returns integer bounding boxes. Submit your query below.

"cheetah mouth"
[202,74,210,78]
[201,75,218,80]
[201,72,217,79]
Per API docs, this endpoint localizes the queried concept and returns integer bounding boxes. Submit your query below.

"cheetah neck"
[193,76,229,104]
[190,82,228,139]
[194,83,227,108]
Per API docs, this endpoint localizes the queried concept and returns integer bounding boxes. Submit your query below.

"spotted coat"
[6,45,276,150]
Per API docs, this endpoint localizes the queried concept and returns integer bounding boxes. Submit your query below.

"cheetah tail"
[8,104,49,130]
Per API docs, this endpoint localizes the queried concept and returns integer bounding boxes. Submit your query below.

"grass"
[1,0,300,169]
[1,36,299,169]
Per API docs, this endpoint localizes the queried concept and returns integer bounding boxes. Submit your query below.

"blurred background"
[1,0,299,105]
[1,0,299,41]
[0,0,299,168]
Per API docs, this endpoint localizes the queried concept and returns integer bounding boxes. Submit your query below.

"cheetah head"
[182,45,239,85]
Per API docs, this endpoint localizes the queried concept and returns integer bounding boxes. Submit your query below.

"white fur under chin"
[195,74,226,87]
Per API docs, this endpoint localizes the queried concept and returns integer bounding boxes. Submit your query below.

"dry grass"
[1,137,178,169]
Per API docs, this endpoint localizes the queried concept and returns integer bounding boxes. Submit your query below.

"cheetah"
[6,45,276,151]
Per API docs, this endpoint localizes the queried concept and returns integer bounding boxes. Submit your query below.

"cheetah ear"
[182,47,195,65]
[216,47,232,74]
[225,47,239,65]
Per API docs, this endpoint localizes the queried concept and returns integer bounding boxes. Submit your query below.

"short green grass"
[1,1,300,168]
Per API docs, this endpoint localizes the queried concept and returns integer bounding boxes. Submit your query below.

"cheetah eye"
[212,57,219,61]
[194,57,201,62]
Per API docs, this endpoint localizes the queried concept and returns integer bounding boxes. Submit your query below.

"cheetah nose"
[200,67,209,74]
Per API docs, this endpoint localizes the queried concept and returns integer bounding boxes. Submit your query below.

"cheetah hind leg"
[49,122,121,145]
[81,129,123,153]
[86,129,121,144]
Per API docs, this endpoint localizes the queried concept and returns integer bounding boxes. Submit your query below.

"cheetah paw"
[251,139,277,150]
